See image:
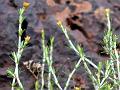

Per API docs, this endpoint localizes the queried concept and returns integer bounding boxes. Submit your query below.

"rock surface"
[0,0,120,90]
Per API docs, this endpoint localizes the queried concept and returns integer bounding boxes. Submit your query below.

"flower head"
[74,86,81,90]
[25,36,30,43]
[57,20,62,27]
[23,2,30,9]
[105,8,110,16]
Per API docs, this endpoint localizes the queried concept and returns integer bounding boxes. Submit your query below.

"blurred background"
[0,0,120,90]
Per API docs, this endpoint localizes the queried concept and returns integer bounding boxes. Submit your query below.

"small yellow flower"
[23,2,30,9]
[25,36,30,43]
[74,87,81,90]
[57,20,62,27]
[105,8,110,15]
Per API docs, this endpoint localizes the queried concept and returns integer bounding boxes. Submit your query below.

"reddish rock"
[47,0,56,6]
[74,1,93,13]
[55,7,71,22]
[70,30,87,44]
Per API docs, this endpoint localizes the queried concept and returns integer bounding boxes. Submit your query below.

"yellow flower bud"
[57,20,62,27]
[105,8,110,15]
[74,87,81,90]
[23,2,30,9]
[25,36,30,43]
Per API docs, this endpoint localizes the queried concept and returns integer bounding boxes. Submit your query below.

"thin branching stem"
[11,8,25,90]
[48,38,54,90]
[41,30,46,90]
[64,58,82,90]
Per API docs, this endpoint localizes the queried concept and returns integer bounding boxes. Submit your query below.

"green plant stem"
[45,47,52,90]
[59,23,103,73]
[64,58,82,90]
[45,48,62,90]
[107,10,117,85]
[114,49,120,89]
[59,24,101,71]
[15,64,24,89]
[41,54,45,90]
[60,25,78,54]
[100,61,111,88]
[41,56,45,90]
[11,76,16,90]
[59,23,102,89]
[48,71,52,90]
[48,38,54,90]
[35,80,39,90]
[41,31,45,90]
[51,67,62,90]
[83,59,97,89]
[11,64,24,90]
[11,8,24,90]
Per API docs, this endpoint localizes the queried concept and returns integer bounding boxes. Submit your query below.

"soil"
[0,0,120,90]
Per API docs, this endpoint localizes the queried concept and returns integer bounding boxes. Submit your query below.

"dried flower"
[23,2,30,9]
